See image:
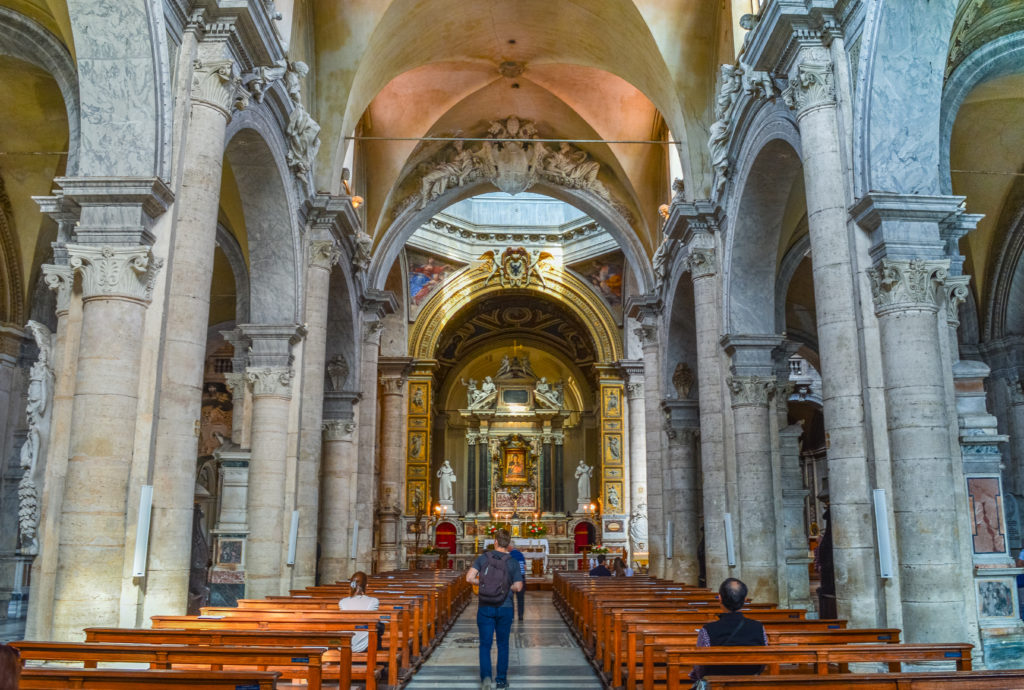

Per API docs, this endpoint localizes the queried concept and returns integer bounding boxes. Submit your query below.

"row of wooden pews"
[554,572,1024,689]
[12,568,469,689]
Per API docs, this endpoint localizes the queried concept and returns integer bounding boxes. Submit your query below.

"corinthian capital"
[246,366,294,397]
[634,324,658,347]
[783,61,836,116]
[686,247,716,280]
[727,375,775,408]
[944,275,971,326]
[626,380,644,400]
[322,419,356,442]
[309,239,341,270]
[191,59,247,116]
[867,258,948,316]
[380,375,406,396]
[42,263,73,316]
[66,244,164,303]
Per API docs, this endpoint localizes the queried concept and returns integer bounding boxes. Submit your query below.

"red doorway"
[435,522,457,568]
[574,521,596,570]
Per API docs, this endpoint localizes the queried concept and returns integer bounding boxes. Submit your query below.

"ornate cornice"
[322,419,356,442]
[867,259,948,316]
[944,275,971,327]
[246,366,293,397]
[309,239,341,270]
[42,263,73,316]
[66,244,163,303]
[727,375,776,408]
[783,60,836,117]
[191,58,247,117]
[686,247,717,280]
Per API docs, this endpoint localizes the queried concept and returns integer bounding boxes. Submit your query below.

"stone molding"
[867,258,949,316]
[239,323,304,368]
[686,247,717,279]
[728,375,776,408]
[322,419,356,442]
[42,263,73,316]
[55,176,173,247]
[309,239,341,270]
[783,60,836,116]
[246,366,293,397]
[66,244,163,303]
[626,381,644,400]
[191,58,247,117]
[944,275,971,327]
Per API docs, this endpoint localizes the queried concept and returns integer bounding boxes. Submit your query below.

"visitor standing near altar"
[467,529,524,690]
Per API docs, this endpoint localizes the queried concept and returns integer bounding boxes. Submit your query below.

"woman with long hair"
[339,571,380,652]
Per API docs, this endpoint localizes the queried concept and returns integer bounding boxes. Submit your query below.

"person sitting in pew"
[690,578,768,685]
[589,554,612,576]
[339,571,380,652]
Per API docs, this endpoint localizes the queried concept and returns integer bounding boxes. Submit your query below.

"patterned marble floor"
[406,591,603,689]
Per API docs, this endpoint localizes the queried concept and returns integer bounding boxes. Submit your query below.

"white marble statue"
[607,484,621,510]
[283,61,321,179]
[18,320,54,555]
[630,503,649,552]
[437,459,456,503]
[479,375,496,398]
[575,460,593,502]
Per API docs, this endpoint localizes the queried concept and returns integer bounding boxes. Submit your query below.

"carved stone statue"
[463,376,496,409]
[18,320,54,555]
[326,354,348,391]
[283,61,320,179]
[607,484,621,510]
[672,362,695,399]
[437,459,456,504]
[352,229,373,271]
[708,63,744,196]
[630,503,649,552]
[575,460,593,502]
[608,435,621,460]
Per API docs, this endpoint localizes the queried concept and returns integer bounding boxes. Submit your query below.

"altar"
[484,537,549,570]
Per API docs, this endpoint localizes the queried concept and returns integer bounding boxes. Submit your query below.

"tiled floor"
[407,591,602,689]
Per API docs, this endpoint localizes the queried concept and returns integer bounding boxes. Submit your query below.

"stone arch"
[223,114,302,324]
[215,223,251,324]
[326,259,361,393]
[0,176,24,325]
[662,252,698,400]
[986,203,1024,340]
[0,6,80,175]
[369,182,655,296]
[409,266,623,366]
[65,1,171,178]
[854,0,957,196]
[774,229,811,336]
[940,30,1024,194]
[722,110,803,335]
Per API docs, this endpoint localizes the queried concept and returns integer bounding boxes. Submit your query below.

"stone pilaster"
[319,417,357,583]
[624,374,646,531]
[51,243,165,640]
[377,357,411,572]
[635,318,666,577]
[143,47,246,620]
[222,328,251,446]
[292,239,340,589]
[785,50,884,628]
[355,319,382,571]
[664,399,701,584]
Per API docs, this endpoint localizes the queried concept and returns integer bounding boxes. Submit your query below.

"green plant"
[589,546,609,554]
[523,521,547,537]
[419,546,441,555]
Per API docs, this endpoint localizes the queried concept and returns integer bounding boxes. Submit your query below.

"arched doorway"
[574,521,596,570]
[434,522,457,568]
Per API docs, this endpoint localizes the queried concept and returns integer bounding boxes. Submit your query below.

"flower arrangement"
[523,521,547,537]
[485,522,510,537]
[589,546,609,555]
[419,545,441,555]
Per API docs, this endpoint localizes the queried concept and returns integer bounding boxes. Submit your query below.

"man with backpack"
[467,529,525,690]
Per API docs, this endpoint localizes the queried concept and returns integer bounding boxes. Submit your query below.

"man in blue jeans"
[467,529,524,690]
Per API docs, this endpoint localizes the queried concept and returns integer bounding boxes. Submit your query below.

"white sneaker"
[480,678,493,690]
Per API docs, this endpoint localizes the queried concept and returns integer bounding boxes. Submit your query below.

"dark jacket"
[699,612,767,677]
[589,564,611,576]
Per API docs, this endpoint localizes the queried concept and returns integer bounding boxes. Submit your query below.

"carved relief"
[686,247,716,279]
[326,354,348,391]
[479,246,554,289]
[42,263,73,315]
[283,61,320,179]
[191,59,247,116]
[17,320,53,555]
[380,374,407,396]
[783,61,836,116]
[246,366,294,397]
[708,64,744,197]
[944,275,971,326]
[867,259,949,315]
[67,245,164,303]
[672,362,695,399]
[322,419,356,442]
[727,375,776,408]
[629,502,649,553]
[309,239,341,270]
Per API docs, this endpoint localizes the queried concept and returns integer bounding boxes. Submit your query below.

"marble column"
[242,324,301,599]
[319,417,357,584]
[52,244,164,640]
[144,53,245,619]
[866,257,969,641]
[26,263,76,640]
[784,55,883,627]
[726,373,779,603]
[292,240,340,589]
[377,358,410,572]
[466,433,478,513]
[637,322,666,577]
[663,406,700,584]
[625,375,646,552]
[355,319,382,572]
[779,422,813,610]
[683,232,729,586]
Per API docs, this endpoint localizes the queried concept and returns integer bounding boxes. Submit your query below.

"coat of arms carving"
[479,246,554,288]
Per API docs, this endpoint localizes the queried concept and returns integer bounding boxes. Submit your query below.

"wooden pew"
[660,644,974,689]
[12,640,324,689]
[19,667,279,689]
[150,612,389,689]
[702,669,1024,689]
[83,627,353,689]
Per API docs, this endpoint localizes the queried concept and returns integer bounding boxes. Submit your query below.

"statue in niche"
[606,389,620,415]
[606,484,621,511]
[630,503,649,552]
[410,434,422,458]
[672,362,695,399]
[437,459,456,503]
[575,461,593,502]
[411,386,425,411]
[283,61,320,178]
